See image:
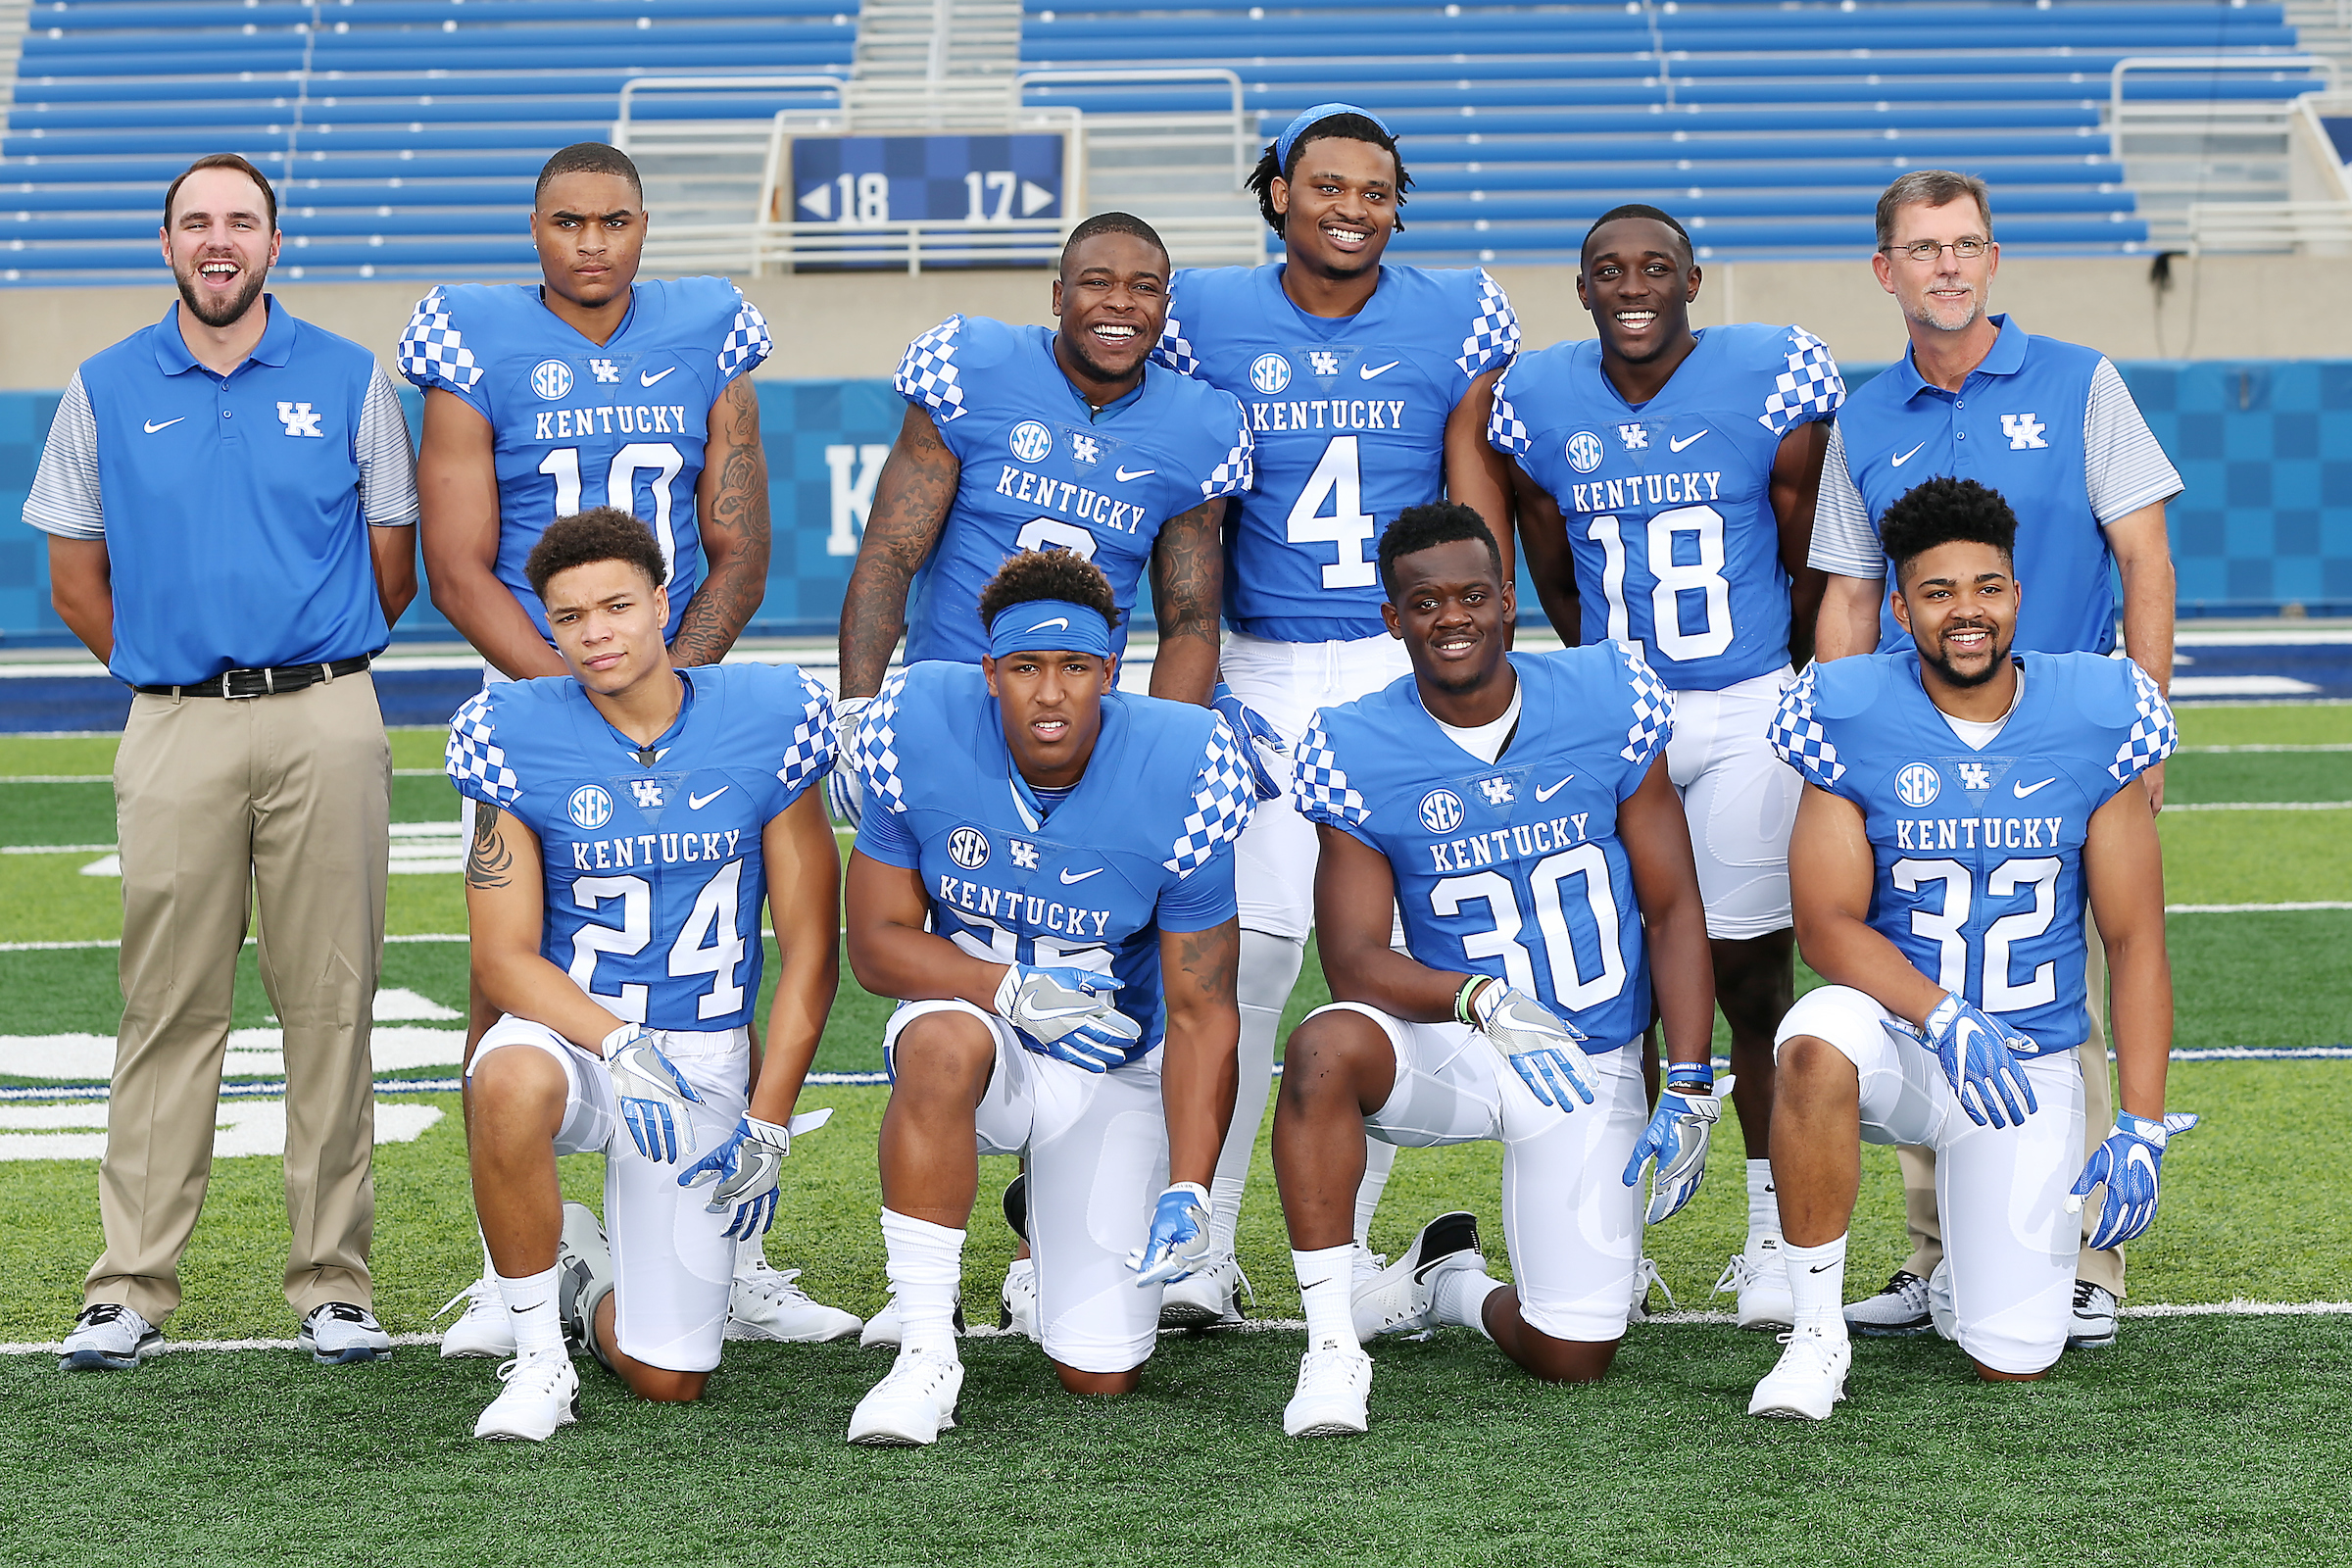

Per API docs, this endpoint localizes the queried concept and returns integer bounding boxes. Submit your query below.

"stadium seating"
[0,0,2328,277]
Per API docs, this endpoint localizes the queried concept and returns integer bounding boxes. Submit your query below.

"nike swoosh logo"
[1668,430,1708,453]
[1059,866,1103,884]
[1534,775,1575,801]
[2013,777,2057,798]
[640,368,675,386]
[1359,361,1400,379]
[1889,441,1928,466]
[1808,1263,1838,1274]
[1027,617,1070,634]
[144,417,185,433]
[688,787,728,809]
[1113,466,1155,482]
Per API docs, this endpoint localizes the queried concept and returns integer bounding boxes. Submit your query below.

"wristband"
[1453,975,1491,1027]
[1665,1062,1715,1094]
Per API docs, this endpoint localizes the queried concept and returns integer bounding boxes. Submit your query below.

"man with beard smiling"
[27,152,419,1371]
[1753,475,2188,1420]
[1807,170,2183,1349]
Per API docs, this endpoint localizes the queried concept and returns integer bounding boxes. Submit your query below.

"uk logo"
[1250,353,1292,395]
[1009,839,1040,870]
[1478,777,1515,806]
[1894,762,1941,808]
[1958,762,1991,790]
[2001,413,2047,450]
[949,826,991,870]
[274,402,322,437]
[531,359,574,400]
[1618,423,1649,451]
[567,785,613,829]
[1307,349,1341,377]
[589,359,620,384]
[1418,789,1465,834]
[1070,433,1101,466]
[1009,421,1054,463]
[1566,430,1604,474]
[630,779,665,808]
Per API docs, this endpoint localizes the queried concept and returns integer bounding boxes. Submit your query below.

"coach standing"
[24,154,420,1370]
[1809,169,2180,1352]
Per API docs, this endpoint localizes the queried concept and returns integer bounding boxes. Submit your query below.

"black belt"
[136,656,372,700]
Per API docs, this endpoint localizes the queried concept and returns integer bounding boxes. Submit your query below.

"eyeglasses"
[1883,238,1991,263]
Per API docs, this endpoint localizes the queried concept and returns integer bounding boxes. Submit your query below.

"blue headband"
[987,599,1113,661]
[1275,102,1393,170]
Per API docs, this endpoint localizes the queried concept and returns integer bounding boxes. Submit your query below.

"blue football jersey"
[1768,651,2177,1054]
[398,276,772,642]
[1490,323,1843,691]
[1154,264,1519,642]
[444,662,835,1033]
[894,315,1251,665]
[851,662,1254,1058]
[1293,643,1675,1050]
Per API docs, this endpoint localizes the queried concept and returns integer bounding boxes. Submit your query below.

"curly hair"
[523,507,668,598]
[1246,113,1410,237]
[976,549,1122,631]
[1880,476,2018,585]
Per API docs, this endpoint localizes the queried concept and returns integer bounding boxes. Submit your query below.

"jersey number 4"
[567,862,748,1022]
[1290,436,1378,589]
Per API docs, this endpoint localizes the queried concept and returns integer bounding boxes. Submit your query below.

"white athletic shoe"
[858,1293,965,1349]
[1351,1211,1485,1340]
[1843,1270,1935,1338]
[555,1201,613,1353]
[726,1258,862,1344]
[1284,1347,1373,1439]
[2067,1281,2120,1350]
[58,1302,164,1372]
[999,1258,1040,1341]
[847,1348,965,1446]
[299,1302,391,1365]
[1352,1245,1387,1284]
[1713,1234,1795,1332]
[1748,1326,1851,1421]
[1158,1252,1252,1330]
[433,1274,516,1359]
[1627,1256,1675,1325]
[473,1348,581,1442]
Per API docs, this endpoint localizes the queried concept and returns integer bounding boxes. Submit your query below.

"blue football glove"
[2068,1110,2199,1250]
[1212,681,1290,803]
[824,696,870,829]
[1472,983,1598,1113]
[603,1026,705,1164]
[677,1108,835,1240]
[1127,1181,1213,1287]
[994,963,1143,1072]
[1896,993,2038,1129]
[1622,1072,1737,1225]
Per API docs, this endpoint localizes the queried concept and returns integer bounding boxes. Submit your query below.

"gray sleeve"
[357,363,421,528]
[2083,358,2182,526]
[22,372,106,541]
[1806,421,1885,578]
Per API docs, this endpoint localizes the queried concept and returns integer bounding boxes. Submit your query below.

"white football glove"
[825,695,871,829]
[994,963,1144,1072]
[603,1025,705,1164]
[678,1107,837,1240]
[1212,682,1290,803]
[1621,1073,1736,1225]
[1471,982,1599,1113]
[2069,1110,2199,1250]
[1128,1182,1213,1287]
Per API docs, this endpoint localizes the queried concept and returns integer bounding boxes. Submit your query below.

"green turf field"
[0,706,2346,1564]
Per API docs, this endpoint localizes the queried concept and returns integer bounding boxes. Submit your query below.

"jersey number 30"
[567,862,748,1022]
[1432,844,1630,1013]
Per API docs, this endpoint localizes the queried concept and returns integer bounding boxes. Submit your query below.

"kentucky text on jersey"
[1893,816,2063,853]
[570,829,744,871]
[1564,471,1725,514]
[989,466,1151,535]
[531,404,693,441]
[1424,811,1598,873]
[933,874,1116,938]
[1245,397,1408,432]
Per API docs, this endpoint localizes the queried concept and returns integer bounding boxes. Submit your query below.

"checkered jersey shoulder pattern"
[895,316,971,422]
[2107,661,2180,786]
[1201,414,1253,499]
[717,291,772,382]
[1615,642,1675,767]
[1486,357,1532,456]
[1291,711,1370,828]
[446,689,521,808]
[397,287,483,393]
[1152,281,1200,376]
[774,668,839,797]
[1163,716,1257,877]
[1454,269,1521,379]
[1757,325,1843,435]
[1766,664,1844,789]
[852,671,914,815]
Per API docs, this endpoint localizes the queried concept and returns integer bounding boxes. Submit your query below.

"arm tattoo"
[466,807,514,890]
[1151,498,1225,648]
[840,408,958,697]
[671,375,771,665]
[1175,924,1238,1002]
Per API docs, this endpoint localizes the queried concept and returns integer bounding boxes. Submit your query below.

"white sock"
[1294,1245,1361,1354]
[495,1264,564,1358]
[735,1233,770,1275]
[1747,1159,1782,1245]
[1353,1140,1398,1250]
[1208,930,1305,1257]
[1782,1233,1848,1338]
[1430,1269,1504,1340]
[880,1209,965,1359]
[478,1228,496,1282]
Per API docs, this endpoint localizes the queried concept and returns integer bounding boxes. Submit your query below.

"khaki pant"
[1897,910,2124,1296]
[86,671,390,1323]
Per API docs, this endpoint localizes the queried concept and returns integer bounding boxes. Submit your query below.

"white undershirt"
[1939,662,2024,751]
[1432,681,1524,764]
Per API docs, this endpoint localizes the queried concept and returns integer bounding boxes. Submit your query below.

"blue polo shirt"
[24,298,419,688]
[1809,315,2180,656]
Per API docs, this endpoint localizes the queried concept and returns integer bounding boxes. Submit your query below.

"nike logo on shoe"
[1113,466,1155,482]
[144,417,185,433]
[1359,361,1399,379]
[2013,777,2057,798]
[1890,441,1928,466]
[1534,775,1575,801]
[1058,867,1103,884]
[641,368,676,386]
[688,787,728,809]
[1668,430,1708,453]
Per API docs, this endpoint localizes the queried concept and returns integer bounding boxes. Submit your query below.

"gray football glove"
[825,695,871,829]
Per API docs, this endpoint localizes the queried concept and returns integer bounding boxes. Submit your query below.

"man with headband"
[839,550,1251,1446]
[1148,102,1523,1327]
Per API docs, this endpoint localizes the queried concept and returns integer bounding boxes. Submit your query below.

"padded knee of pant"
[1771,985,1887,1071]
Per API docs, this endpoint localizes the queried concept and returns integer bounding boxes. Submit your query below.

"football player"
[1150,104,1523,1326]
[445,508,842,1442]
[1489,205,1841,1330]
[403,142,857,1350]
[1750,475,2190,1421]
[841,551,1249,1446]
[1271,503,1717,1438]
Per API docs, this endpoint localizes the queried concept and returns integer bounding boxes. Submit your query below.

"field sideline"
[0,704,2345,1564]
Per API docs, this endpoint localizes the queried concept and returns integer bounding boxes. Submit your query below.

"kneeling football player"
[447,508,843,1442]
[842,550,1249,1445]
[1272,503,1720,1439]
[1750,475,2193,1420]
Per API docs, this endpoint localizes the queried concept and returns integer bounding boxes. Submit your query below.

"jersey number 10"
[540,444,688,585]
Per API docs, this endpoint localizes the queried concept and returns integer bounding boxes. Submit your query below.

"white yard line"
[2163,801,2352,811]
